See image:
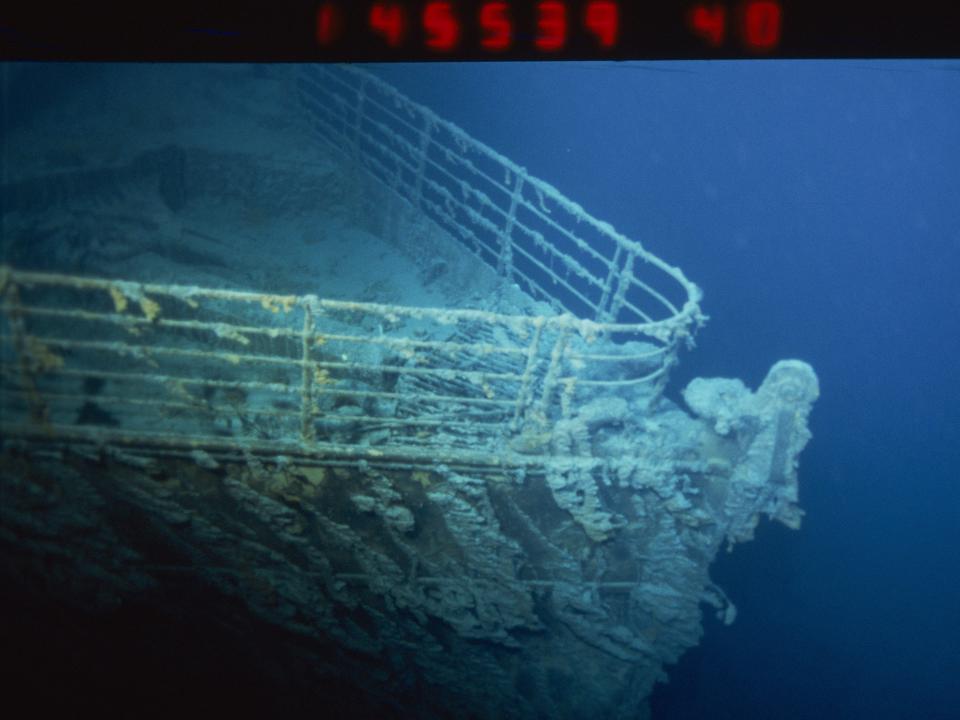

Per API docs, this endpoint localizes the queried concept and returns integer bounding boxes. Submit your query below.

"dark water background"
[373,60,960,719]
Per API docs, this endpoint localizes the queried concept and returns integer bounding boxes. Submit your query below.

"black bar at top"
[1,1,958,62]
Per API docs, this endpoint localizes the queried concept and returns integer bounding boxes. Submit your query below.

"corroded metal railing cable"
[1,70,704,470]
[0,265,675,470]
[297,65,703,344]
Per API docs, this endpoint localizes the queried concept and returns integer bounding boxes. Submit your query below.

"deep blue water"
[373,60,960,719]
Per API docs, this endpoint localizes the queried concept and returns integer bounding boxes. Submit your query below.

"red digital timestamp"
[316,1,620,53]
[316,1,783,56]
[687,1,782,51]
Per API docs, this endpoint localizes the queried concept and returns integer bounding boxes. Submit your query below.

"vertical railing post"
[537,320,571,423]
[1,269,51,426]
[347,77,368,227]
[510,317,545,432]
[605,251,635,324]
[351,77,367,160]
[497,173,525,281]
[385,157,403,245]
[412,117,434,211]
[300,298,317,443]
[595,244,622,322]
[595,246,635,326]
